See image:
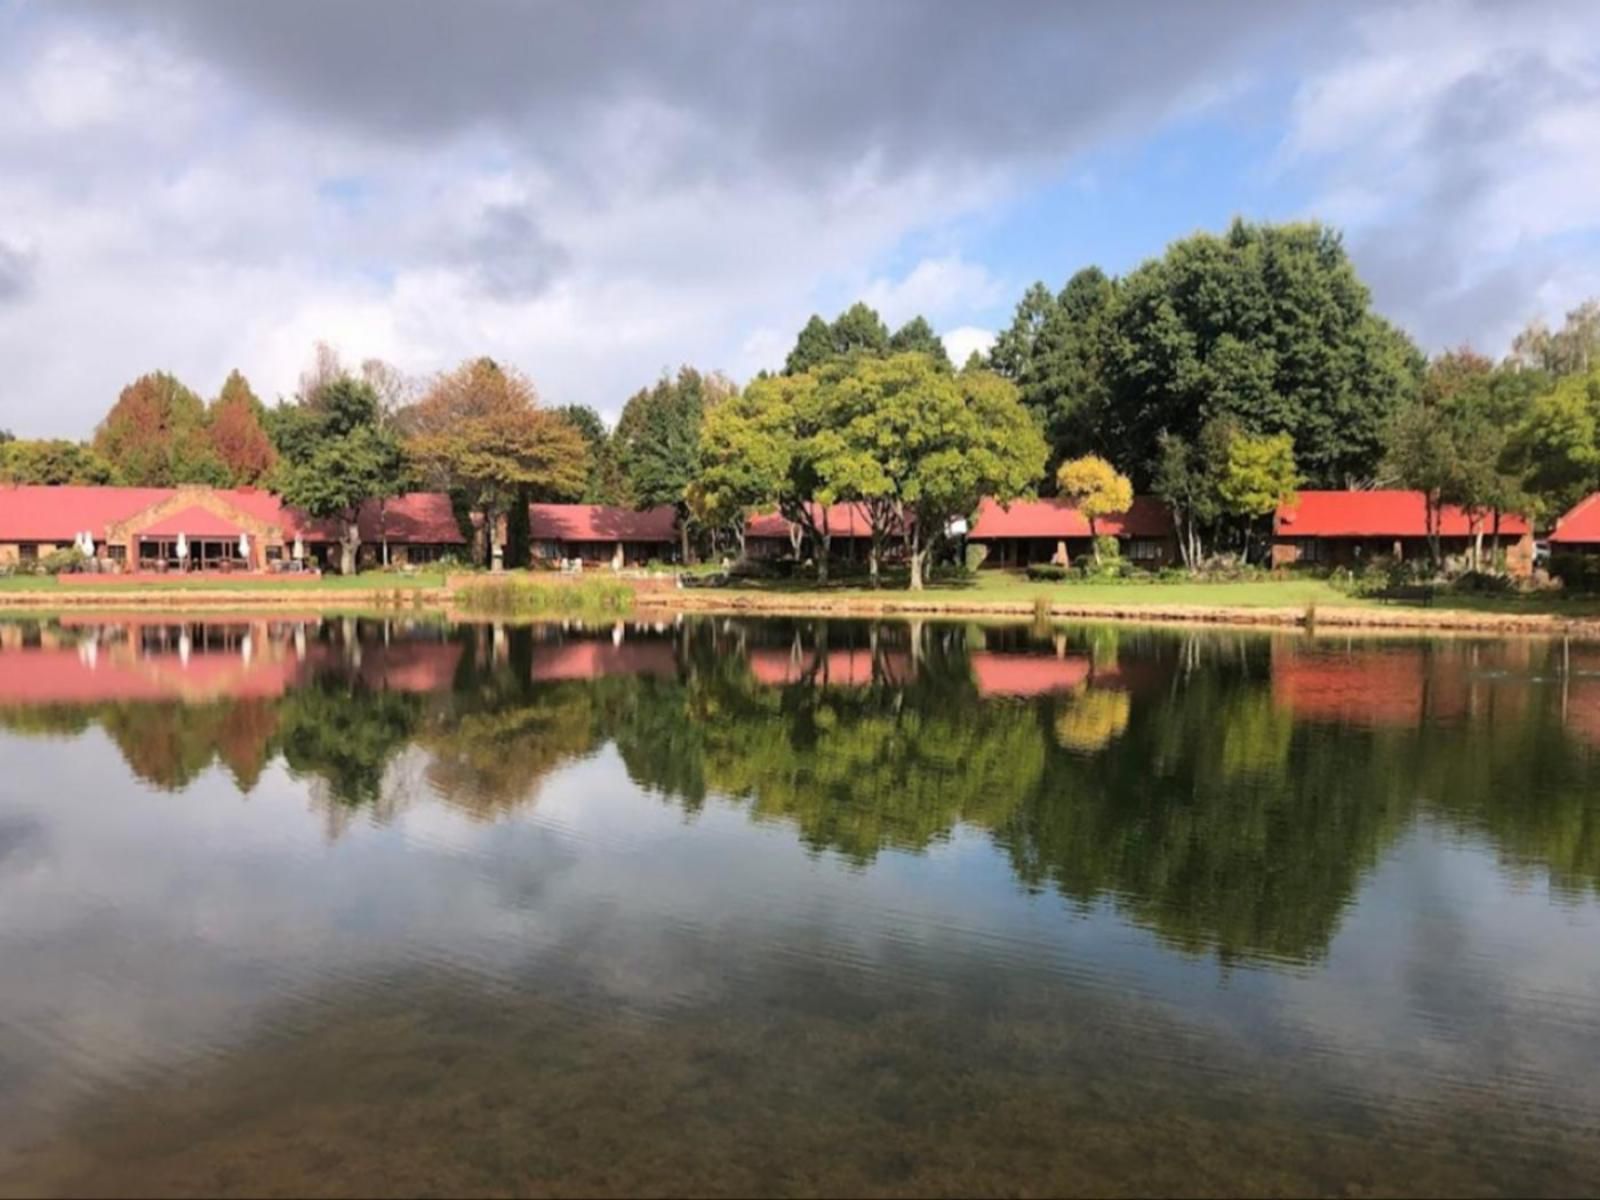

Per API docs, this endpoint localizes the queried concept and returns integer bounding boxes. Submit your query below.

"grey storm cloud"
[76,0,1321,177]
[464,205,571,301]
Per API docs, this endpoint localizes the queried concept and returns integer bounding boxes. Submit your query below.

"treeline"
[8,218,1600,581]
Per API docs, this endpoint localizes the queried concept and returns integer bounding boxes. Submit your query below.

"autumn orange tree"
[208,371,277,486]
[94,372,226,486]
[402,358,588,566]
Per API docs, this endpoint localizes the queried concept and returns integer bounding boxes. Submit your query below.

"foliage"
[614,367,728,559]
[208,370,277,485]
[783,302,949,374]
[553,403,623,504]
[0,438,118,484]
[1218,431,1298,520]
[37,547,87,575]
[994,221,1422,489]
[1549,553,1600,594]
[455,577,634,616]
[1510,369,1600,520]
[887,315,952,369]
[94,371,226,486]
[1026,563,1070,581]
[1056,454,1131,560]
[404,358,588,565]
[278,421,404,575]
[989,268,1116,470]
[1510,300,1600,378]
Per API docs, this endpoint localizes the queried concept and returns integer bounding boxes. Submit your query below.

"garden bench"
[1375,584,1435,606]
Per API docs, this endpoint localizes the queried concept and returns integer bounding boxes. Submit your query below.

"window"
[108,545,127,564]
[1298,538,1323,563]
[1128,538,1163,562]
[18,543,38,563]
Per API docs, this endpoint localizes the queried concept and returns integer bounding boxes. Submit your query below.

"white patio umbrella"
[292,534,304,560]
[238,532,250,564]
[175,532,189,564]
[178,631,192,667]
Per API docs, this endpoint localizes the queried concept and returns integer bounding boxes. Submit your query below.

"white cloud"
[859,256,1006,328]
[941,326,997,367]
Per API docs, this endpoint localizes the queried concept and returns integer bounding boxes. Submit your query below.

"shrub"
[38,548,87,576]
[1092,534,1121,563]
[1550,553,1600,593]
[1026,563,1070,582]
[1449,570,1513,594]
[965,542,990,573]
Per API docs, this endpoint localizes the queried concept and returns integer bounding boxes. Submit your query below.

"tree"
[888,316,952,369]
[553,404,622,504]
[989,268,1116,472]
[822,354,1046,590]
[0,439,118,485]
[1056,455,1133,561]
[208,370,277,485]
[1510,369,1600,522]
[278,423,403,575]
[404,359,587,566]
[1217,432,1298,562]
[1510,300,1600,378]
[698,374,816,569]
[784,302,940,374]
[1048,220,1425,488]
[94,371,223,486]
[614,368,728,563]
[1384,403,1461,569]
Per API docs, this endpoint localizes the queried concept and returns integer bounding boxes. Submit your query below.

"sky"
[1,0,1598,438]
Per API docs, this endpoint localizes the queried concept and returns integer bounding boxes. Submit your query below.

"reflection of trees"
[8,617,1600,956]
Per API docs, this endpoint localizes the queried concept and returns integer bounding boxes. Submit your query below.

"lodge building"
[1271,490,1535,575]
[0,484,464,572]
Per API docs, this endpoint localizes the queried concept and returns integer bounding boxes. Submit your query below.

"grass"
[0,571,448,592]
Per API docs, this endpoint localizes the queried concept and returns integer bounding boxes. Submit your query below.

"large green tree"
[783,302,948,374]
[613,367,729,563]
[989,267,1116,472]
[552,403,622,504]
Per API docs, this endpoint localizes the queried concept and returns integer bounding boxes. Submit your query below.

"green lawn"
[0,572,447,592]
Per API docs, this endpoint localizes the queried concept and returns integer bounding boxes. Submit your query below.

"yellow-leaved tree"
[1056,455,1133,562]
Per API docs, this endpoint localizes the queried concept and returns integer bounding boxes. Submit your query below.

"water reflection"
[3,616,1600,1195]
[4,616,1600,949]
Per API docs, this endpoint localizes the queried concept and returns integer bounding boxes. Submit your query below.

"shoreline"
[4,581,1600,639]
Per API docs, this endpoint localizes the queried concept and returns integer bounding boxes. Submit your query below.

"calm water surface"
[1,614,1599,1197]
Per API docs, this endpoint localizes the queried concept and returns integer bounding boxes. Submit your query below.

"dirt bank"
[637,588,1600,638]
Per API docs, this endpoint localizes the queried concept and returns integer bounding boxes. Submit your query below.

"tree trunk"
[908,523,925,591]
[339,519,361,577]
[679,516,691,566]
[869,531,882,588]
[1090,517,1100,563]
[816,532,831,585]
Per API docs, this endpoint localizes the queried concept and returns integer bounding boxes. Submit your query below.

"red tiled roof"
[529,503,678,543]
[355,493,465,544]
[1552,493,1600,544]
[747,503,882,540]
[0,485,463,544]
[968,495,1175,540]
[0,647,304,705]
[1275,491,1530,538]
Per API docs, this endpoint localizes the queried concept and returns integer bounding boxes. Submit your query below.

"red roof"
[1275,491,1530,538]
[529,640,678,681]
[530,503,678,543]
[1552,493,1600,544]
[0,485,463,544]
[747,503,882,540]
[968,496,1175,540]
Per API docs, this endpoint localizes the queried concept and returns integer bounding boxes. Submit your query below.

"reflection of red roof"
[530,639,678,681]
[355,642,464,693]
[1275,491,1530,538]
[748,648,908,687]
[0,647,303,704]
[139,505,250,538]
[529,504,677,543]
[747,503,882,540]
[969,496,1174,540]
[1552,493,1600,544]
[0,485,463,544]
[971,653,1091,697]
[1272,650,1424,728]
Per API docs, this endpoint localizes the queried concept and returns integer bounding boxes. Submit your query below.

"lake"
[1,614,1598,1197]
